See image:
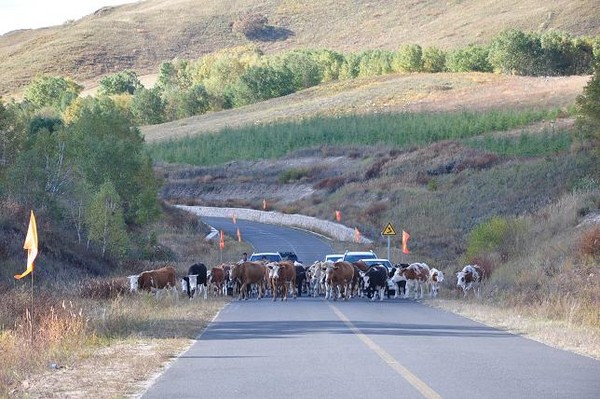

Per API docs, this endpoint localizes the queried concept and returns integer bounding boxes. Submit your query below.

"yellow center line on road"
[329,304,442,399]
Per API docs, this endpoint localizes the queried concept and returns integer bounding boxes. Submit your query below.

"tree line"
[1,28,599,261]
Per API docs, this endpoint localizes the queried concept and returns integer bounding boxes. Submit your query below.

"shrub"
[466,216,527,261]
[579,227,600,258]
[231,12,268,39]
[278,168,312,183]
[313,176,346,192]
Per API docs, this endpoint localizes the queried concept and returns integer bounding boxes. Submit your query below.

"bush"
[231,12,268,39]
[579,227,600,258]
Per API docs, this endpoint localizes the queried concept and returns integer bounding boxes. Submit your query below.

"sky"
[0,0,137,35]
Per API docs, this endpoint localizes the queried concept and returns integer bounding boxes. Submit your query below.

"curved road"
[203,216,334,263]
[140,217,600,399]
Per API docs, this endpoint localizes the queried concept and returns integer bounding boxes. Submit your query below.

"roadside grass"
[0,286,229,398]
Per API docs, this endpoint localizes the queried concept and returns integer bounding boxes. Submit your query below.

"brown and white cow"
[456,264,484,297]
[267,261,297,301]
[230,261,267,300]
[208,265,226,296]
[128,266,177,298]
[391,262,430,299]
[323,261,355,301]
[428,267,444,298]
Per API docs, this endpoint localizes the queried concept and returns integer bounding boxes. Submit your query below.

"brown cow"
[267,261,297,301]
[128,266,177,298]
[230,261,266,300]
[391,262,430,299]
[324,261,355,301]
[209,265,226,296]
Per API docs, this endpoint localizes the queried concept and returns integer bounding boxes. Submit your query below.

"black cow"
[360,265,389,301]
[182,262,208,299]
[295,264,307,297]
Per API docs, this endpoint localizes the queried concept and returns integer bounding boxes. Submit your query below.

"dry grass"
[1,0,599,97]
[429,299,600,360]
[1,288,229,398]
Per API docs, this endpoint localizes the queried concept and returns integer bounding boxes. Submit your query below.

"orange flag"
[15,210,38,280]
[402,230,410,254]
[335,210,341,222]
[219,230,225,250]
[236,228,242,242]
[262,199,267,210]
[354,227,361,243]
[232,212,237,224]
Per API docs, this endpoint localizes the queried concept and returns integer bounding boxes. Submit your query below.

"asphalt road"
[140,217,600,399]
[202,216,335,263]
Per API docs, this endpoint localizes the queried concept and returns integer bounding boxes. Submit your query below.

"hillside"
[1,0,600,97]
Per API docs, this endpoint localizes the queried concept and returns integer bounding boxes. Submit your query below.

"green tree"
[98,70,143,95]
[488,29,542,75]
[422,47,447,73]
[274,50,323,90]
[85,180,129,257]
[23,75,82,110]
[576,62,600,144]
[130,87,165,125]
[233,65,295,105]
[447,44,492,72]
[69,97,160,225]
[163,84,210,121]
[394,44,423,72]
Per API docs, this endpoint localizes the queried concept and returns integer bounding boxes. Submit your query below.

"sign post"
[381,222,397,260]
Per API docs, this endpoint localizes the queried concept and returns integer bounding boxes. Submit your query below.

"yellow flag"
[15,211,38,280]
[402,230,410,254]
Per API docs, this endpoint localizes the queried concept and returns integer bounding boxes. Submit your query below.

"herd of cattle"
[126,260,486,301]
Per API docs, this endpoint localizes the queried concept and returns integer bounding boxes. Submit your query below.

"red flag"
[402,230,410,254]
[219,230,225,250]
[15,210,38,280]
[236,228,242,242]
[354,227,360,243]
[335,210,341,222]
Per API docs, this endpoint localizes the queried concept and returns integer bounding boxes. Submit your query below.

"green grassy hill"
[1,0,599,96]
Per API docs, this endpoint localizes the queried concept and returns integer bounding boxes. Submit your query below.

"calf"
[391,262,430,299]
[209,265,226,296]
[428,267,444,297]
[456,264,484,297]
[360,265,388,301]
[390,263,409,298]
[182,263,208,299]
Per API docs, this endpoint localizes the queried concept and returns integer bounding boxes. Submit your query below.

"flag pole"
[30,272,34,344]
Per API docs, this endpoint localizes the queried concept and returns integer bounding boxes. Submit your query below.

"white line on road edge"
[329,304,442,399]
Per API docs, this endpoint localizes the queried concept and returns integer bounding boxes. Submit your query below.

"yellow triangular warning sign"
[382,223,397,236]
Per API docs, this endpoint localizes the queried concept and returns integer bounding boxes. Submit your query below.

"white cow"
[391,263,430,299]
[456,264,484,297]
[428,268,444,297]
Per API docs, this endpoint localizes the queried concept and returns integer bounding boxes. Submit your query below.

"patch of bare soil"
[19,339,191,398]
